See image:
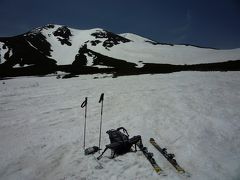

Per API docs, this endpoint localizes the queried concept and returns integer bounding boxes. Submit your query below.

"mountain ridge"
[1,24,240,77]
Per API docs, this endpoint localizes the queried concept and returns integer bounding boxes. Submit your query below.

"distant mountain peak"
[0,24,132,68]
[1,24,240,77]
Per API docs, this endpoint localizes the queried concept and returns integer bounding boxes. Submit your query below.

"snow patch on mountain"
[0,42,8,64]
[85,52,95,66]
[25,39,40,51]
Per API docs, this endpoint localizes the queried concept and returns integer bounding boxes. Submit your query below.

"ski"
[150,138,185,173]
[136,142,163,175]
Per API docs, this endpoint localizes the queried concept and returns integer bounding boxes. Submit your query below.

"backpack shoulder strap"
[116,127,129,137]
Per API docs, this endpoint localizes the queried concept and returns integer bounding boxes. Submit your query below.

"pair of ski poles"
[81,93,104,152]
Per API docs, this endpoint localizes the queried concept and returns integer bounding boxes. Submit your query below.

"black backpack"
[97,127,142,160]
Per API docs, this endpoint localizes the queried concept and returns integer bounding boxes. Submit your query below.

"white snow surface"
[0,72,240,180]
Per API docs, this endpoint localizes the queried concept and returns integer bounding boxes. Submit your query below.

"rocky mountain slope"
[1,24,240,77]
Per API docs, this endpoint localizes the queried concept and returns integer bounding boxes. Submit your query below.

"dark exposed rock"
[72,44,88,66]
[0,34,55,68]
[90,40,102,46]
[25,31,52,56]
[53,26,72,39]
[62,74,78,79]
[57,38,72,46]
[91,30,131,49]
[53,26,72,46]
[73,53,87,66]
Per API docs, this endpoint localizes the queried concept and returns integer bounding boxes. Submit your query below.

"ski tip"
[159,171,167,176]
[178,169,191,177]
[178,169,185,173]
[181,171,191,178]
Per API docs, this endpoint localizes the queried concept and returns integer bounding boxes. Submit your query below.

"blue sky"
[0,0,239,49]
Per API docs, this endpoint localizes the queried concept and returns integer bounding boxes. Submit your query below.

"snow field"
[0,72,240,179]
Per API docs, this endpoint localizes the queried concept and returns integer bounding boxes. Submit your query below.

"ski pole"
[98,93,104,152]
[81,97,88,150]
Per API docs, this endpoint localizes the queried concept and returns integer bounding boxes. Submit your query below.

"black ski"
[136,141,163,175]
[150,138,185,173]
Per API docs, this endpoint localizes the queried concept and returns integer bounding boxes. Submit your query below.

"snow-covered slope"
[106,34,240,66]
[0,72,240,180]
[38,25,125,65]
[1,24,240,69]
[36,26,240,66]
